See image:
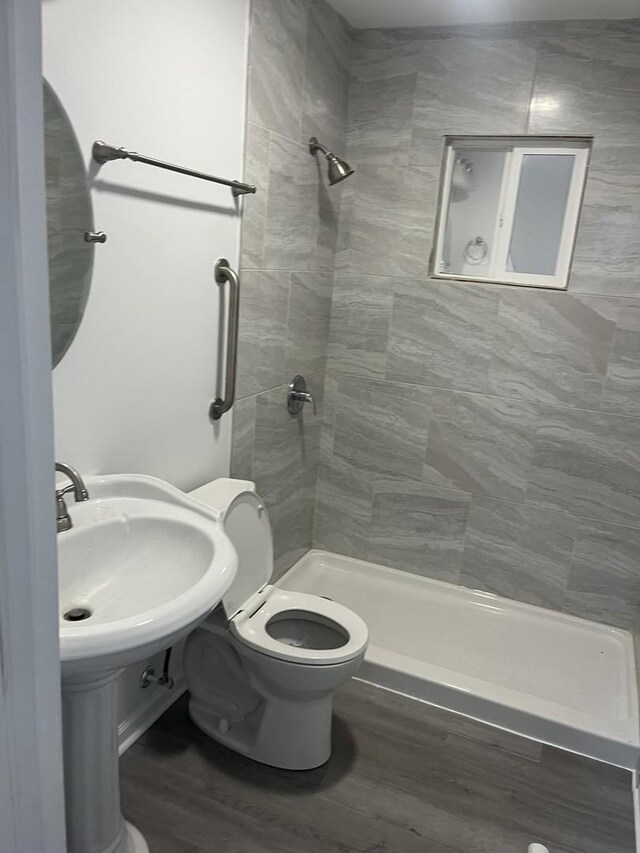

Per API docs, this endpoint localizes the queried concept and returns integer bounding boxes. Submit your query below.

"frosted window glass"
[508,154,575,276]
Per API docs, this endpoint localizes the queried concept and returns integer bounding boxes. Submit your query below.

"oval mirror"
[44,79,95,367]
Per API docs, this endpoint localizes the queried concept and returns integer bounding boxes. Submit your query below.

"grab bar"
[92,141,257,198]
[209,258,240,421]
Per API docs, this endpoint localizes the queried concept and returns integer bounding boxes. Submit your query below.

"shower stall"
[233,3,640,777]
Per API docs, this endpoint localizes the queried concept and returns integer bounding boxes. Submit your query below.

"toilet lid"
[220,491,273,618]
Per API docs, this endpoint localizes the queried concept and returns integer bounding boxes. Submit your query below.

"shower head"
[309,137,354,185]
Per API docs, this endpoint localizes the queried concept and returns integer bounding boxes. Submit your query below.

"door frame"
[0,0,67,849]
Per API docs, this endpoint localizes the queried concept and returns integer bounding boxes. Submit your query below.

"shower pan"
[279,550,640,769]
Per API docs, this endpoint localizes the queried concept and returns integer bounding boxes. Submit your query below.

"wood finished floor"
[120,681,635,853]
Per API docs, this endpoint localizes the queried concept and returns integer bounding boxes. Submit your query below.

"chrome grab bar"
[209,258,240,421]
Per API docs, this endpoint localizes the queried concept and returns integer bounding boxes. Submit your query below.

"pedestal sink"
[57,474,237,853]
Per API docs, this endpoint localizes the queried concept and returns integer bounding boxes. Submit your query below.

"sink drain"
[63,607,92,622]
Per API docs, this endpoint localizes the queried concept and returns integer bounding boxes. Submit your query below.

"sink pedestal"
[56,473,238,852]
[62,669,149,853]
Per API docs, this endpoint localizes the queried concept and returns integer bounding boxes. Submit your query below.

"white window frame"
[431,136,592,290]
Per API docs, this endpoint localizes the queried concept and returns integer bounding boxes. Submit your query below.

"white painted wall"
[42,0,250,739]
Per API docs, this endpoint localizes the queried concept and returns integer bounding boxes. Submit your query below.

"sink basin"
[58,473,237,674]
[58,473,236,674]
[56,473,237,853]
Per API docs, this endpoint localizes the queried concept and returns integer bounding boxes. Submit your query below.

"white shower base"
[279,550,640,769]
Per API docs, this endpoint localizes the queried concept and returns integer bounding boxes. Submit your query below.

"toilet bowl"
[183,478,369,770]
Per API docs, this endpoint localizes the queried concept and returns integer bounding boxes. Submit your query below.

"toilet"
[184,478,369,770]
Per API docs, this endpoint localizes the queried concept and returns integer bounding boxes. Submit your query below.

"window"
[431,136,592,290]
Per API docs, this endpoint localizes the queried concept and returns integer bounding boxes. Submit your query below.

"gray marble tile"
[313,449,373,558]
[236,16,640,628]
[410,37,535,167]
[331,376,433,480]
[341,163,437,278]
[571,200,640,300]
[350,30,423,80]
[285,272,332,377]
[311,0,352,71]
[614,21,640,38]
[230,396,257,481]
[352,20,636,43]
[368,479,470,582]
[528,38,640,144]
[346,30,422,165]
[461,496,577,610]
[264,467,315,579]
[314,371,370,557]
[239,123,270,270]
[263,135,320,271]
[488,291,617,407]
[568,143,640,298]
[564,519,640,629]
[526,405,640,528]
[347,71,417,166]
[252,374,324,498]
[302,0,351,155]
[327,274,393,378]
[582,142,640,206]
[236,270,289,398]
[318,372,338,458]
[602,302,640,416]
[540,20,640,39]
[334,174,356,270]
[315,163,343,271]
[247,0,308,141]
[424,391,538,503]
[387,279,500,393]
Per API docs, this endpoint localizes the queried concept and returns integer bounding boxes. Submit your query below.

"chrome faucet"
[55,462,89,533]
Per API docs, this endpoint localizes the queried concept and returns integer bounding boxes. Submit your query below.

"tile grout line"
[242,264,640,303]
[326,367,640,423]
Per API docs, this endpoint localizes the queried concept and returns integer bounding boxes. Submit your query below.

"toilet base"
[189,693,333,770]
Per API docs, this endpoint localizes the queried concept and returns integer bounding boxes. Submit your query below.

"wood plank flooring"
[120,680,635,853]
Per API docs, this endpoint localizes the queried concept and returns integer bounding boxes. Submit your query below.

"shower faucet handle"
[287,375,317,416]
[295,390,317,415]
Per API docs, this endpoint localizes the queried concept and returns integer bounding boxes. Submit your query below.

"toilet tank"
[190,477,256,515]
[189,478,273,619]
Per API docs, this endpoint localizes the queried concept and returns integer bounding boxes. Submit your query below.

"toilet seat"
[230,587,368,665]
[190,478,368,666]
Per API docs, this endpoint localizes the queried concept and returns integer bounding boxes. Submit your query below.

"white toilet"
[184,478,369,770]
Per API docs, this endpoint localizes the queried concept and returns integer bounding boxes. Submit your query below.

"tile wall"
[316,20,640,628]
[231,0,351,576]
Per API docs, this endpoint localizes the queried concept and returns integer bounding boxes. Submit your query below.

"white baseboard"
[118,678,186,755]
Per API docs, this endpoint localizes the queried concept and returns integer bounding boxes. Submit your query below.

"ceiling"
[325,0,640,29]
